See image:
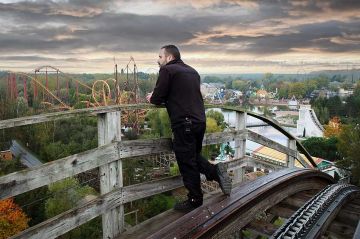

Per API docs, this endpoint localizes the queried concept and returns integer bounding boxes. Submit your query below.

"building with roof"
[251,145,347,178]
[256,89,268,98]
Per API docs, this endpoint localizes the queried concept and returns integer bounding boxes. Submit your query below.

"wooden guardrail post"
[287,139,296,167]
[98,111,124,238]
[233,112,247,183]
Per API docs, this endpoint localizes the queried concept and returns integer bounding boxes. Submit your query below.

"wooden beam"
[268,203,296,219]
[233,112,246,184]
[334,205,360,227]
[287,139,296,167]
[0,142,118,200]
[203,129,247,146]
[247,220,279,236]
[0,103,318,167]
[0,104,152,130]
[327,220,357,238]
[10,176,183,239]
[247,130,297,157]
[0,130,245,200]
[98,111,123,238]
[281,193,313,209]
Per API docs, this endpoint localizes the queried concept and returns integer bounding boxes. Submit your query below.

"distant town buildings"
[201,83,242,104]
[338,88,354,98]
[310,87,354,99]
[256,89,268,98]
[288,95,298,110]
[200,83,224,96]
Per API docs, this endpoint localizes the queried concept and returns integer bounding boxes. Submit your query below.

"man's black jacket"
[150,59,206,129]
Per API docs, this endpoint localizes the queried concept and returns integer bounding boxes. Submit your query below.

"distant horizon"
[1,67,359,76]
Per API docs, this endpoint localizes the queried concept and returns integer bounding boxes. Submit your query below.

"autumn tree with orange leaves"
[324,116,342,138]
[0,198,29,239]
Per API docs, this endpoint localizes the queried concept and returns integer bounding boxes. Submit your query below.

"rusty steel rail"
[146,168,333,239]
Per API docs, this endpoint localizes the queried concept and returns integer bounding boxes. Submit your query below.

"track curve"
[146,168,333,239]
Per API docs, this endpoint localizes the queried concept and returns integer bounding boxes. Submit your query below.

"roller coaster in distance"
[4,57,147,132]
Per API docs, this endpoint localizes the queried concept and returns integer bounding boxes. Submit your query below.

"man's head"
[157,45,181,67]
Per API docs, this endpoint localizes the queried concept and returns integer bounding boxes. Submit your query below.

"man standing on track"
[147,45,232,212]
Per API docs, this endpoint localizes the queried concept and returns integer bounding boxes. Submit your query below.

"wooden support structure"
[0,105,321,239]
[233,112,246,184]
[98,111,124,238]
[247,131,297,158]
[234,111,246,159]
[247,219,279,237]
[287,139,296,167]
[10,176,182,239]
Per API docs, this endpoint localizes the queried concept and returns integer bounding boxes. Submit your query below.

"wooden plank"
[226,156,286,171]
[0,130,246,200]
[117,192,226,239]
[0,142,118,200]
[118,138,172,157]
[202,129,247,146]
[281,193,313,209]
[268,203,296,219]
[287,139,296,167]
[10,176,183,239]
[119,210,186,239]
[247,220,279,236]
[327,220,356,238]
[0,104,152,130]
[334,206,360,227]
[233,112,246,184]
[98,111,123,238]
[0,104,232,130]
[234,112,246,158]
[325,231,354,239]
[0,104,318,167]
[247,130,297,157]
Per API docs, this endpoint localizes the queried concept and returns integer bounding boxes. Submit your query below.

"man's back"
[149,45,232,212]
[150,59,205,128]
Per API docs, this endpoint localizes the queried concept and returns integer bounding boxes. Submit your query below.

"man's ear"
[167,55,174,62]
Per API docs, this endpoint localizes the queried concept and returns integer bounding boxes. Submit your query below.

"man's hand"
[146,92,153,103]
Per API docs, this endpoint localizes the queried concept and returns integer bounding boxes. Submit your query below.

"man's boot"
[174,198,202,212]
[216,162,232,195]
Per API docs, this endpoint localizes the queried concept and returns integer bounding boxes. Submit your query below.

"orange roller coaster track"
[7,71,71,110]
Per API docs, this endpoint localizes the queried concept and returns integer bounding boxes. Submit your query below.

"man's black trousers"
[172,122,218,202]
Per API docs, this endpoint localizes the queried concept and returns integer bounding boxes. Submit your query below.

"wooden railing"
[0,104,315,239]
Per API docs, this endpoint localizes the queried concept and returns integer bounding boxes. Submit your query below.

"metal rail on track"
[271,183,359,239]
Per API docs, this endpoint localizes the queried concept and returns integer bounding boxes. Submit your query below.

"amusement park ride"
[5,57,147,133]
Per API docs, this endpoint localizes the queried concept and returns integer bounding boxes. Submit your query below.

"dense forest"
[1,70,360,238]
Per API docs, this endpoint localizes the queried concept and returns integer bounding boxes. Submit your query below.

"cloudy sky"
[0,0,360,74]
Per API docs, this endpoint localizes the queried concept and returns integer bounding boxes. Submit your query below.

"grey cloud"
[324,0,360,11]
[0,31,85,54]
[0,0,359,68]
[0,55,55,61]
[0,0,112,17]
[0,55,94,62]
[203,20,360,55]
[0,11,223,53]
